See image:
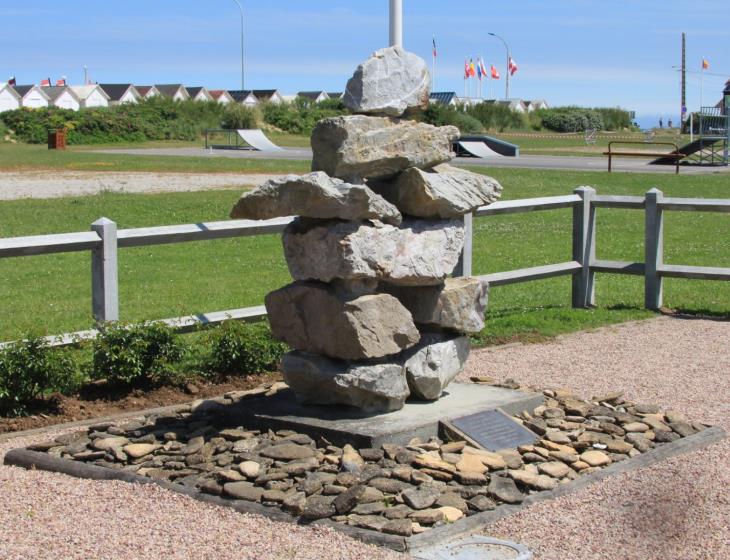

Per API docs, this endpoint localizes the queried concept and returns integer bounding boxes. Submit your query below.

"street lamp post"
[389,0,403,47]
[231,0,245,91]
[488,32,510,99]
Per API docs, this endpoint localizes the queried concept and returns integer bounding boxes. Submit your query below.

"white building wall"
[22,90,48,108]
[0,89,20,112]
[119,90,139,104]
[83,89,108,108]
[54,92,80,111]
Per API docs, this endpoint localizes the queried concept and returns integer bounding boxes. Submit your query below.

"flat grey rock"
[370,164,503,219]
[281,351,411,413]
[283,218,465,286]
[403,334,470,400]
[229,171,401,225]
[311,115,458,181]
[343,46,430,117]
[265,281,419,360]
[383,277,488,334]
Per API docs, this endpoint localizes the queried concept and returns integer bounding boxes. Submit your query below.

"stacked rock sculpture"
[230,46,503,413]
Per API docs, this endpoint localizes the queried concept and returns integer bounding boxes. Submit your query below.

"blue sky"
[2,1,728,126]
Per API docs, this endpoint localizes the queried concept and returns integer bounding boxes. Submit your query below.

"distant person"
[668,118,673,128]
[659,117,663,128]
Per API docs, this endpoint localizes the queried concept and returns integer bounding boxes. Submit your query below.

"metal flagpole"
[231,0,245,91]
[390,0,403,47]
[432,36,436,92]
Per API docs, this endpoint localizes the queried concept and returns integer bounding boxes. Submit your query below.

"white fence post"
[91,217,119,323]
[454,212,473,277]
[645,188,664,310]
[572,186,596,308]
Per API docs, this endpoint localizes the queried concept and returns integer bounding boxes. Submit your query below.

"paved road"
[95,147,730,175]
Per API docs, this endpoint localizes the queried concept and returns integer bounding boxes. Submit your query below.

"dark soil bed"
[0,373,280,434]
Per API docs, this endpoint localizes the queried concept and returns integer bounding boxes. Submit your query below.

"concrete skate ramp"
[457,141,503,158]
[236,129,284,151]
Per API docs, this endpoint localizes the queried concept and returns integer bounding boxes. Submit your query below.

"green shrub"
[538,107,604,132]
[0,97,227,144]
[0,335,78,416]
[207,321,287,376]
[92,322,185,385]
[261,99,348,135]
[221,104,260,129]
[421,104,484,133]
[464,102,529,132]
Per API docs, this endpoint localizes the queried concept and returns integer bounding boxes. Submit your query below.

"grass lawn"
[0,167,728,345]
[0,143,310,174]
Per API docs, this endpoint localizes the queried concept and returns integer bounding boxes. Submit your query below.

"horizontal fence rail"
[0,188,728,348]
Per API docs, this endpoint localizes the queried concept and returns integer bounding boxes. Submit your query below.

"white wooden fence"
[1,188,728,347]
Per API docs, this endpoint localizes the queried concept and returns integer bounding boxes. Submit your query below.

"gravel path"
[460,316,730,560]
[0,316,726,559]
[0,171,282,200]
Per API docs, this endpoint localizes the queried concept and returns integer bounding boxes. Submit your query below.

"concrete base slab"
[223,383,543,447]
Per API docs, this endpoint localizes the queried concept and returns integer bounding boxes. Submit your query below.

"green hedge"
[261,97,348,135]
[0,97,227,144]
[537,106,632,132]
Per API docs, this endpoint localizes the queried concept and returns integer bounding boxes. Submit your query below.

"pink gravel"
[0,316,727,559]
[460,316,730,560]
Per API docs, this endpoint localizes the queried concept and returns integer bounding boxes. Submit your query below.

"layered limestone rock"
[282,218,465,286]
[371,164,503,219]
[403,334,470,400]
[311,115,459,181]
[265,281,419,361]
[343,46,430,117]
[383,278,488,334]
[230,172,402,226]
[228,45,501,412]
[281,352,410,413]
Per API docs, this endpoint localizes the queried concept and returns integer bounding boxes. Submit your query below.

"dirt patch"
[0,373,280,434]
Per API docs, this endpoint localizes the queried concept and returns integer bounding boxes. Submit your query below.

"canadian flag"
[509,57,518,76]
[491,65,500,79]
[40,78,51,87]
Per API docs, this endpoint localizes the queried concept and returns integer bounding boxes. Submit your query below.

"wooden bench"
[603,141,685,174]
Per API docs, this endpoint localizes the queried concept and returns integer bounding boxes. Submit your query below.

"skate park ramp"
[650,137,721,165]
[236,129,284,151]
[454,135,520,158]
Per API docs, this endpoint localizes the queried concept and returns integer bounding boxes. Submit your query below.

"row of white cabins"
[0,81,548,114]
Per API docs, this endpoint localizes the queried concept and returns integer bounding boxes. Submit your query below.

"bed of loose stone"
[23,383,709,538]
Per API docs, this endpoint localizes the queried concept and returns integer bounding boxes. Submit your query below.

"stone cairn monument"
[231,46,502,413]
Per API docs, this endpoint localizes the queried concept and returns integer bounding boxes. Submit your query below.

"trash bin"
[48,129,67,150]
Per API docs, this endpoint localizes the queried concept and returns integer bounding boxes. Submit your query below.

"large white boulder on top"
[229,172,402,226]
[281,351,410,413]
[343,46,430,117]
[265,281,420,361]
[382,277,489,334]
[371,164,503,219]
[311,115,458,181]
[282,218,465,286]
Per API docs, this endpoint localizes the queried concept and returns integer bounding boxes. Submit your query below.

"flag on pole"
[479,59,488,79]
[8,77,16,86]
[56,78,66,86]
[509,57,519,76]
[432,36,437,58]
[476,58,483,80]
[469,58,476,77]
[491,65,500,79]
[40,78,51,87]
[702,59,710,70]
[464,59,470,79]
